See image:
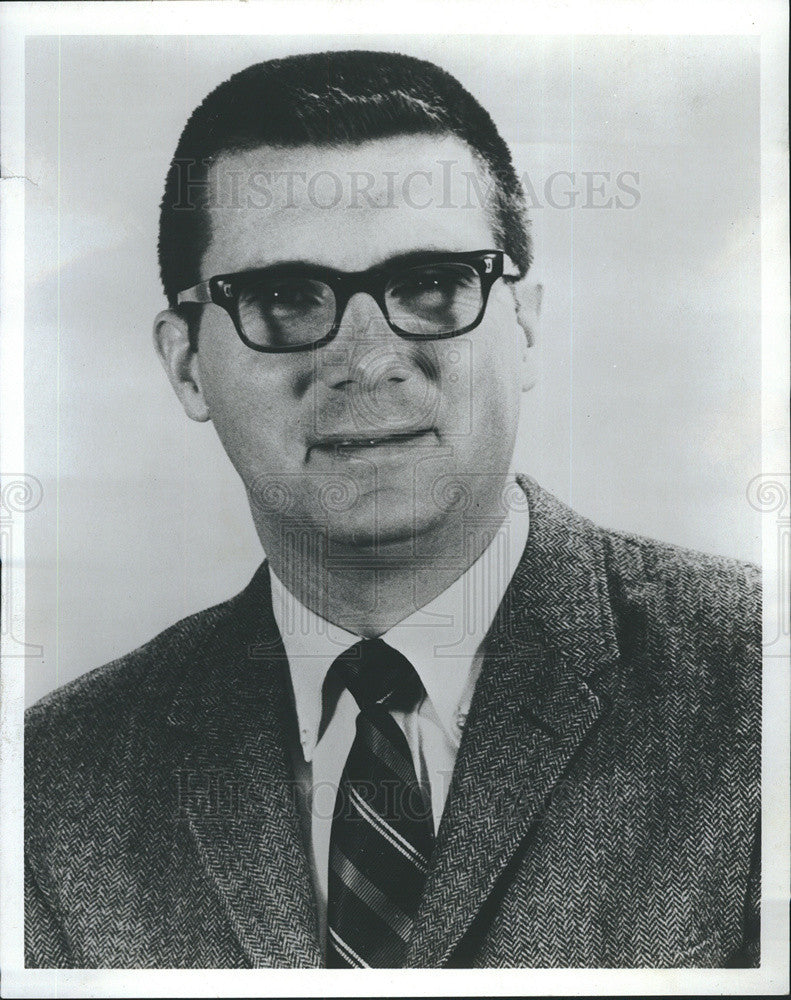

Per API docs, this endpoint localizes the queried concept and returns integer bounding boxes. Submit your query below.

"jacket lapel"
[166,565,322,968]
[406,477,621,967]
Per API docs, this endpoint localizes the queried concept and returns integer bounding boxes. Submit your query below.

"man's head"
[158,50,532,315]
[154,50,541,567]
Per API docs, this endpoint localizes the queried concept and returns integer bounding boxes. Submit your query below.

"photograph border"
[1,1,788,996]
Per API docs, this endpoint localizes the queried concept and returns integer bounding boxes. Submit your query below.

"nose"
[318,291,428,393]
[311,291,439,435]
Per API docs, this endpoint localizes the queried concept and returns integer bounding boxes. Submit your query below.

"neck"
[258,495,514,638]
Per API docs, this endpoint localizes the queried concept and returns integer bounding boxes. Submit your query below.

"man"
[25,50,760,969]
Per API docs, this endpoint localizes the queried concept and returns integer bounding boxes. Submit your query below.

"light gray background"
[25,34,761,706]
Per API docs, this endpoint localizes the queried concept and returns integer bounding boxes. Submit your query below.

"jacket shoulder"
[601,525,760,612]
[598,526,761,713]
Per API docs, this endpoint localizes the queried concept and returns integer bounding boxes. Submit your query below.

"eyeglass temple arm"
[176,281,213,306]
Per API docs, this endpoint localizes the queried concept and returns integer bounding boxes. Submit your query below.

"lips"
[307,427,437,459]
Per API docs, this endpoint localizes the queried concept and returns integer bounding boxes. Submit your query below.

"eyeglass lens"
[236,262,484,348]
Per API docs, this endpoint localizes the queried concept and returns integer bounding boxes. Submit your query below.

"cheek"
[198,351,258,428]
[197,312,299,410]
[467,308,523,428]
[195,333,306,472]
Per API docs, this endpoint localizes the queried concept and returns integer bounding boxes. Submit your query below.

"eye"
[263,278,328,311]
[389,265,477,301]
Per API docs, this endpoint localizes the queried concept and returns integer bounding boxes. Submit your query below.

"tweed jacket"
[25,477,761,968]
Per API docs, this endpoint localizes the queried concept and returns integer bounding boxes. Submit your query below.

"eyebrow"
[236,247,489,274]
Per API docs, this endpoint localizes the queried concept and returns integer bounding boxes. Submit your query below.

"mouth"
[307,428,438,460]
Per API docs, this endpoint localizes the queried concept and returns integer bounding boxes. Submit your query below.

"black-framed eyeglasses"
[176,249,519,353]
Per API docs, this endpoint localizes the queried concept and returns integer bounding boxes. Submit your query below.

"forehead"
[201,134,499,276]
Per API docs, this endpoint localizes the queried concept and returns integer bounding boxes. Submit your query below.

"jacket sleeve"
[25,863,73,968]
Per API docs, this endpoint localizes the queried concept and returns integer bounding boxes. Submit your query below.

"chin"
[321,492,444,555]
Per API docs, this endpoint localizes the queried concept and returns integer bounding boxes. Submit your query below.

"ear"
[153,310,211,422]
[510,279,542,392]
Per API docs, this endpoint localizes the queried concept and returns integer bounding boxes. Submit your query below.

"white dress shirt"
[268,480,530,942]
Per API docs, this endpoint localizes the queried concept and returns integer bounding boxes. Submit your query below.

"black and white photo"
[1,2,788,995]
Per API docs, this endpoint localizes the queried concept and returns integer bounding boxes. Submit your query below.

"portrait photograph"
[0,1,788,996]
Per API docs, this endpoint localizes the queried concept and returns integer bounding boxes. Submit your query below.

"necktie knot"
[331,638,424,713]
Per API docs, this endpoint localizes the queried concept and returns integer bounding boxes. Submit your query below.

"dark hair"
[158,50,532,319]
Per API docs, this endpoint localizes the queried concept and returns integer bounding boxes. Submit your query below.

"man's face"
[159,135,537,558]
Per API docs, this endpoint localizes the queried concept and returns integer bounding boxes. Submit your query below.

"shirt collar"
[270,476,530,761]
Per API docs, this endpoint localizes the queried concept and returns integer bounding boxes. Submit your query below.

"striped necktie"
[326,638,435,968]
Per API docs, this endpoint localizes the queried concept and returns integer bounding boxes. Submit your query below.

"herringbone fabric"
[24,477,761,968]
[326,640,434,968]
